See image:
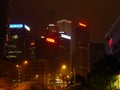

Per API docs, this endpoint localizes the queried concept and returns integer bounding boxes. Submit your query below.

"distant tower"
[45,9,58,36]
[49,9,57,24]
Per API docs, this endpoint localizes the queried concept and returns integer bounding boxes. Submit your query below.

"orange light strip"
[46,38,55,43]
[79,22,86,27]
[30,42,35,46]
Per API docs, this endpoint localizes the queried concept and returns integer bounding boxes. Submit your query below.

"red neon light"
[108,38,112,47]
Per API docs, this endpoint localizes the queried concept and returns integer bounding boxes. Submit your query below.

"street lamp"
[60,64,67,75]
[24,60,28,65]
[62,65,67,70]
[16,64,19,68]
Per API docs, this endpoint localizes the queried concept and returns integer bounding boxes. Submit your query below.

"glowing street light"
[30,42,35,46]
[62,65,67,70]
[24,60,28,65]
[35,74,39,79]
[16,64,20,68]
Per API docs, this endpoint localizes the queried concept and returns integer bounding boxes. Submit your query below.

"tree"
[66,74,87,90]
[87,55,120,90]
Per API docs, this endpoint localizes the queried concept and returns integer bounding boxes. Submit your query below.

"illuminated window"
[9,24,30,31]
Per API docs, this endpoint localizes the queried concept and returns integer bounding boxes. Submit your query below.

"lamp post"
[61,64,67,76]
[61,64,71,87]
[73,67,76,85]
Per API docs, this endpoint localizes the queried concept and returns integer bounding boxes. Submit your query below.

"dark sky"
[10,0,120,43]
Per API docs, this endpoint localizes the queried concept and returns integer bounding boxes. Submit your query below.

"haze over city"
[10,0,120,42]
[1,0,120,90]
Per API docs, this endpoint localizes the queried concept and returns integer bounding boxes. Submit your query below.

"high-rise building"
[49,9,57,24]
[105,16,120,57]
[0,0,10,59]
[5,24,30,63]
[72,22,90,77]
[57,19,72,36]
[45,23,58,36]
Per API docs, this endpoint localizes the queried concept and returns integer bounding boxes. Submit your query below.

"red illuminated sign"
[108,38,113,47]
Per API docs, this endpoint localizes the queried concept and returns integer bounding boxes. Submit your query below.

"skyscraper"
[49,9,57,24]
[5,24,30,63]
[0,0,10,59]
[72,22,90,77]
[57,19,72,36]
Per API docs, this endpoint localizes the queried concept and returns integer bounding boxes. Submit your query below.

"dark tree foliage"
[66,74,87,90]
[87,55,120,90]
[69,74,85,85]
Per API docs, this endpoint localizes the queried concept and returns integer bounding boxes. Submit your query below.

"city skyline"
[10,0,120,43]
[1,1,120,89]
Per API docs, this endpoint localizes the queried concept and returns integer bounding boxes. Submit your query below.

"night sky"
[10,0,120,43]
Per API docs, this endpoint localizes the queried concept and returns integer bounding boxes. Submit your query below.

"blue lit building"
[5,24,30,62]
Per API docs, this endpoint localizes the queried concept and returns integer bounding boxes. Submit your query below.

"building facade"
[17,60,49,85]
[5,24,30,63]
[72,22,90,77]
[0,0,10,59]
[105,16,120,90]
[105,16,120,57]
[57,19,72,36]
[0,60,17,82]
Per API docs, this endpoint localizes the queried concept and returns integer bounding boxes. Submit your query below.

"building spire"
[49,9,57,24]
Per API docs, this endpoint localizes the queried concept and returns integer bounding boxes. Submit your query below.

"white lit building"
[57,19,72,36]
